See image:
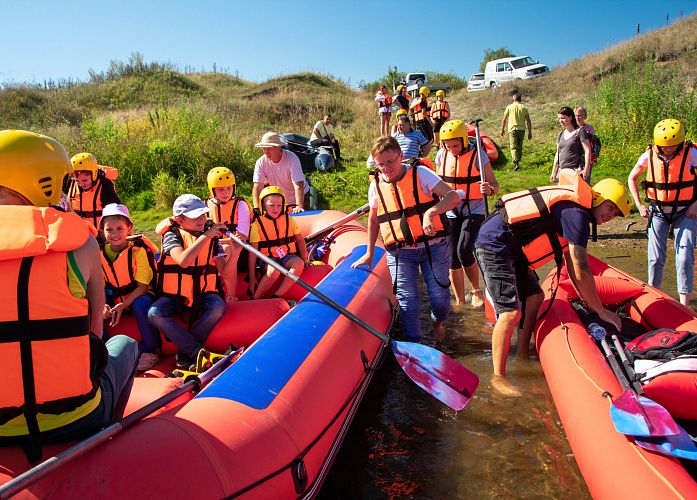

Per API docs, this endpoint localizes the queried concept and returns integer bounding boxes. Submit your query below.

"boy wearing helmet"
[409,87,434,144]
[628,118,697,307]
[248,187,309,300]
[63,152,120,229]
[430,90,450,147]
[475,172,632,396]
[436,119,499,307]
[0,130,137,459]
[206,167,253,302]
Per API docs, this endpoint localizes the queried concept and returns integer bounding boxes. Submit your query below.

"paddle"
[592,328,680,437]
[0,347,244,500]
[231,233,479,410]
[304,203,370,246]
[470,119,488,216]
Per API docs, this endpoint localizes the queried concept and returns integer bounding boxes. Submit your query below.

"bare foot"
[471,290,484,308]
[516,351,531,360]
[433,321,445,341]
[492,375,522,397]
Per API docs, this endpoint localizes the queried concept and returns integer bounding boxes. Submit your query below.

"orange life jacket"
[101,236,159,304]
[155,218,221,308]
[498,172,592,269]
[410,97,429,122]
[431,100,449,121]
[67,168,119,228]
[377,92,393,109]
[255,213,298,258]
[438,147,482,201]
[373,163,449,250]
[642,142,696,212]
[206,197,252,233]
[0,206,106,460]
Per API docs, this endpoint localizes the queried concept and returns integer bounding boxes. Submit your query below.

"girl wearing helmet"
[63,153,120,230]
[206,167,253,302]
[431,90,450,147]
[628,118,697,306]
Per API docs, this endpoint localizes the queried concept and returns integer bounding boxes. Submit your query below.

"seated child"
[100,203,161,371]
[63,153,120,229]
[149,194,236,369]
[206,167,252,302]
[248,186,308,300]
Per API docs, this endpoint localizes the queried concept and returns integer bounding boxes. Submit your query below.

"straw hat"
[255,132,286,148]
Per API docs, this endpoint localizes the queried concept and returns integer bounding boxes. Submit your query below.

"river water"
[318,243,689,499]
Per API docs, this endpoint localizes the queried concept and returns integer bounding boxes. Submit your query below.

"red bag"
[626,328,697,362]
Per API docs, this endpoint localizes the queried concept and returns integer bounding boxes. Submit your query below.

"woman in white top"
[375,85,392,137]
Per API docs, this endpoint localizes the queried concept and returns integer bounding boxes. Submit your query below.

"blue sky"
[1,1,695,87]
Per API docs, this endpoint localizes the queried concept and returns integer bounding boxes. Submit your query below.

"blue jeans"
[387,238,451,342]
[147,294,226,358]
[648,209,696,295]
[0,335,139,446]
[132,294,159,354]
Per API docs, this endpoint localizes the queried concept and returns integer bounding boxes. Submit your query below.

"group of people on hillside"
[0,98,694,454]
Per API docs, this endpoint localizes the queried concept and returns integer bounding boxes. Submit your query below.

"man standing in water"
[475,174,632,396]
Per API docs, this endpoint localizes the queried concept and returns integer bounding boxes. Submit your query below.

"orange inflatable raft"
[0,209,396,499]
[466,123,499,163]
[535,254,697,499]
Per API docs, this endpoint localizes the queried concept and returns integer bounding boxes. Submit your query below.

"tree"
[479,47,515,73]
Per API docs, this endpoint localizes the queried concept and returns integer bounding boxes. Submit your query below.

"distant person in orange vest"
[375,85,393,136]
[430,90,450,148]
[63,153,120,229]
[500,94,532,171]
[409,87,434,144]
[0,130,137,458]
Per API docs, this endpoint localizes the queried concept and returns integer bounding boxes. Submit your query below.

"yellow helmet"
[0,130,70,207]
[70,152,99,181]
[207,167,236,197]
[259,185,286,215]
[439,120,468,142]
[436,90,445,97]
[397,85,405,92]
[419,86,430,97]
[654,119,685,147]
[592,178,632,217]
[396,109,408,117]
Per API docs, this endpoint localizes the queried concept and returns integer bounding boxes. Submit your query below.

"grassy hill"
[1,14,696,229]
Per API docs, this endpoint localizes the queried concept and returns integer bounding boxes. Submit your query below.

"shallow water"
[318,243,693,499]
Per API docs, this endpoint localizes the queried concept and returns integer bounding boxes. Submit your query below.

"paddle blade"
[635,424,697,460]
[610,389,681,437]
[391,340,479,411]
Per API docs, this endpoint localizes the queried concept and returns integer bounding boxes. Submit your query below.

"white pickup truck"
[398,73,452,97]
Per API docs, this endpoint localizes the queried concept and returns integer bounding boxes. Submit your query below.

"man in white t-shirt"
[252,132,310,214]
[309,114,342,161]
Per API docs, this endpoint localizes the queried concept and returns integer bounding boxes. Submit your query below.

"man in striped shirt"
[367,115,431,168]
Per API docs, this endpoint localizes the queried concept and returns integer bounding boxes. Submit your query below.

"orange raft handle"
[0,347,245,500]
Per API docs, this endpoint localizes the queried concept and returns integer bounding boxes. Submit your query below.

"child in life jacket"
[100,204,161,371]
[206,167,252,302]
[248,186,309,300]
[149,194,236,370]
[63,153,120,230]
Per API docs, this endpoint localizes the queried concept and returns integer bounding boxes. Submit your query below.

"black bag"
[626,328,697,362]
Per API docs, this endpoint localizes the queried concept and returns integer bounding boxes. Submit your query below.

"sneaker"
[137,352,160,371]
[175,351,194,370]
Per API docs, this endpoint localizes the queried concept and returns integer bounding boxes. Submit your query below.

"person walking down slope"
[500,94,532,171]
[431,90,450,148]
[627,118,697,307]
[409,87,434,145]
[550,106,592,185]
[376,85,393,137]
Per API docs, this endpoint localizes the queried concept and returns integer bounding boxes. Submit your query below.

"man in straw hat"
[252,132,310,215]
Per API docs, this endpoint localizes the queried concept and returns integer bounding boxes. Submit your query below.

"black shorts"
[433,118,447,133]
[474,245,542,314]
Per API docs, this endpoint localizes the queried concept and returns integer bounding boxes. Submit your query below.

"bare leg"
[491,309,523,397]
[680,293,690,307]
[450,268,466,305]
[515,292,544,360]
[274,258,304,298]
[253,267,280,300]
[464,263,484,307]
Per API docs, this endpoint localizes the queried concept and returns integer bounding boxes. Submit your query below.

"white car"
[467,73,485,92]
[484,56,549,89]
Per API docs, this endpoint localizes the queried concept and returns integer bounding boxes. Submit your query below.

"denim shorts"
[475,245,542,314]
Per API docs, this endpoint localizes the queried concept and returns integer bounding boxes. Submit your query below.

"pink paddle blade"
[610,389,680,437]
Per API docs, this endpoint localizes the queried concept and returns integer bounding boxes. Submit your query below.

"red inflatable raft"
[466,123,499,163]
[0,210,396,499]
[535,254,697,499]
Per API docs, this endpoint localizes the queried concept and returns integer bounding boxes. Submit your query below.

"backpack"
[588,134,601,165]
[625,328,697,363]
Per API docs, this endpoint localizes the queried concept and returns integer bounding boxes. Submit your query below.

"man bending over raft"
[474,172,632,396]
